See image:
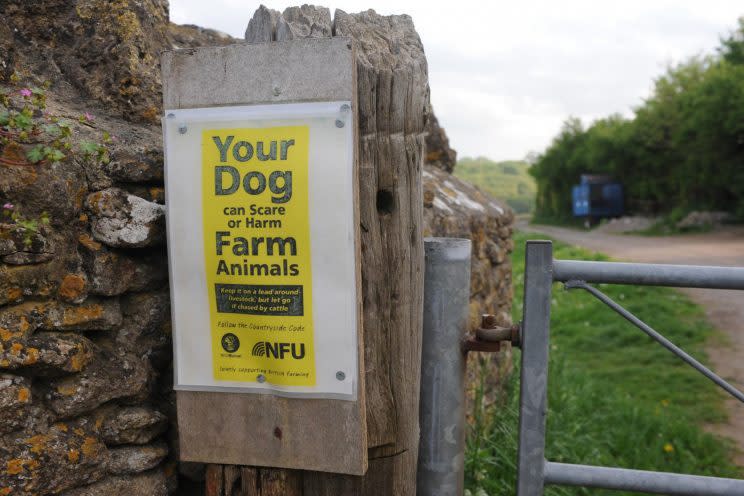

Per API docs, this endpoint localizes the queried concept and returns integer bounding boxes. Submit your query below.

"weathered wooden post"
[162,5,427,495]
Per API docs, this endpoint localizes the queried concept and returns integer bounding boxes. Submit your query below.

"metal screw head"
[257,374,266,383]
[335,371,346,381]
[273,86,281,96]
[335,119,344,128]
[340,103,351,113]
[166,113,175,119]
[178,124,187,134]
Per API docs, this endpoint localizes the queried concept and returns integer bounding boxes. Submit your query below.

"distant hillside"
[454,157,536,214]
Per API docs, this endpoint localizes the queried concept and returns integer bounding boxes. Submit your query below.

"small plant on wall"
[1,203,50,248]
[0,76,71,166]
[0,71,114,245]
[0,73,111,168]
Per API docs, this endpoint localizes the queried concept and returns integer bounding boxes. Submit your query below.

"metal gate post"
[517,241,553,496]
[417,238,472,496]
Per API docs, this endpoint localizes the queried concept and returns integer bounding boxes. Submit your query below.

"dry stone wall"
[0,1,513,494]
[423,166,514,415]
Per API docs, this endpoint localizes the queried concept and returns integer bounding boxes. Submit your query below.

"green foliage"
[532,18,744,220]
[78,139,110,164]
[6,210,50,247]
[0,76,111,168]
[465,232,740,495]
[26,144,65,164]
[0,81,72,165]
[719,18,744,65]
[10,109,34,133]
[455,158,537,213]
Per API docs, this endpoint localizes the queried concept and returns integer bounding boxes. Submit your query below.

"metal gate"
[517,240,744,495]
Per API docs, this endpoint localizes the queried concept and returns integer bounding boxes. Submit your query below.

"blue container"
[572,175,623,218]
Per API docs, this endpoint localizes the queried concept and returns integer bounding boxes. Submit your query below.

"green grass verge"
[465,231,740,495]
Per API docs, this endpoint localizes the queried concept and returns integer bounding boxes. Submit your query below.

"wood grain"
[162,36,367,476]
[192,6,428,494]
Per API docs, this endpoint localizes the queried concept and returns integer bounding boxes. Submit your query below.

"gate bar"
[545,461,744,496]
[553,260,744,289]
[566,280,744,404]
[516,241,553,495]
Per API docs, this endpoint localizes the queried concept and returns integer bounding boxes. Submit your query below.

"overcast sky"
[170,1,743,161]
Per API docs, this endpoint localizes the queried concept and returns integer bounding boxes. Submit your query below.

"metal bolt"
[336,371,346,381]
[340,103,351,113]
[178,124,187,134]
[273,86,281,96]
[335,119,344,128]
[166,113,175,119]
[257,374,266,383]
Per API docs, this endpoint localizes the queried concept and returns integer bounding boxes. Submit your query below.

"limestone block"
[424,111,457,173]
[40,298,122,331]
[0,332,93,375]
[0,419,108,494]
[0,260,63,306]
[60,469,170,496]
[106,441,168,474]
[105,145,164,183]
[79,236,167,296]
[57,274,89,304]
[47,350,149,417]
[0,223,53,265]
[0,374,35,434]
[101,406,168,445]
[116,291,171,362]
[86,188,165,248]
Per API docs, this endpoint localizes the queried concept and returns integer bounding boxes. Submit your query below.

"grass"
[465,231,741,495]
[454,158,536,214]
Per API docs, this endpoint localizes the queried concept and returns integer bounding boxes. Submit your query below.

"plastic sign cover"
[163,102,358,398]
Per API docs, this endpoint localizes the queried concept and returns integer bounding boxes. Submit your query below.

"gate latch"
[463,314,521,353]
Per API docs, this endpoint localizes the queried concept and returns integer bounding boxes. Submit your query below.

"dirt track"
[519,222,744,465]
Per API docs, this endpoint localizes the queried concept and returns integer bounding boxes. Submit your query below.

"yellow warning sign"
[201,126,315,386]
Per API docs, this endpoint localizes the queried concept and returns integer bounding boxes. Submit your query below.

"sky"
[170,1,743,161]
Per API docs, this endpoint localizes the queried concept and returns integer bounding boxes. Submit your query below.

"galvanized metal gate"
[517,240,744,496]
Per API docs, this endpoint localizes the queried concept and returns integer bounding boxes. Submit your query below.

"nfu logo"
[252,341,306,360]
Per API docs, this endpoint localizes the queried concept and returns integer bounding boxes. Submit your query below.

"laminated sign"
[163,102,358,399]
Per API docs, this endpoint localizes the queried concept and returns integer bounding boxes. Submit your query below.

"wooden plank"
[176,392,366,473]
[163,36,366,476]
[162,38,355,109]
[240,467,259,496]
[223,465,241,496]
[260,468,303,496]
[205,464,224,496]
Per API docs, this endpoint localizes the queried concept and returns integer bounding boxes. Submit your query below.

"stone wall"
[0,2,513,494]
[423,166,514,416]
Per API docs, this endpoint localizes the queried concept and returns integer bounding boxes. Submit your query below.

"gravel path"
[518,222,744,466]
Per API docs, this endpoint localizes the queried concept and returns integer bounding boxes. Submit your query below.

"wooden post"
[163,35,366,475]
[190,6,427,494]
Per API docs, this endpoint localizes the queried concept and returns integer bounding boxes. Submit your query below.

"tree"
[719,17,744,65]
[531,20,744,221]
